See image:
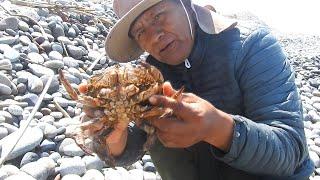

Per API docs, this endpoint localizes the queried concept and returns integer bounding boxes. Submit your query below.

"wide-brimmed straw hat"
[105,0,237,62]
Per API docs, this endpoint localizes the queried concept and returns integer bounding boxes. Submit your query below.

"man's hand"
[81,97,128,157]
[149,82,235,152]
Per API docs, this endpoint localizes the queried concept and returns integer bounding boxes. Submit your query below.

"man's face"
[129,0,194,65]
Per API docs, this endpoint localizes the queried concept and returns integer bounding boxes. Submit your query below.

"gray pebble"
[0,126,8,140]
[44,123,58,138]
[34,36,45,45]
[28,52,45,64]
[4,47,20,62]
[5,29,17,36]
[314,103,320,111]
[40,41,52,52]
[0,72,11,87]
[20,157,55,180]
[54,97,76,108]
[40,139,56,152]
[16,71,31,83]
[49,152,61,162]
[5,174,36,180]
[62,73,80,84]
[53,134,65,142]
[144,171,157,180]
[17,83,27,94]
[28,64,53,77]
[128,169,144,180]
[0,111,13,124]
[44,60,64,69]
[0,164,20,178]
[0,36,17,45]
[0,17,19,30]
[63,57,80,68]
[0,59,12,70]
[85,26,99,35]
[104,167,129,179]
[40,75,59,94]
[21,93,39,106]
[31,32,42,38]
[67,45,85,59]
[82,155,105,171]
[50,112,63,119]
[61,174,81,180]
[68,27,76,38]
[52,24,65,39]
[18,21,30,31]
[10,82,18,95]
[8,104,23,116]
[57,157,86,176]
[20,152,39,167]
[0,127,43,160]
[66,106,75,117]
[57,36,74,45]
[48,51,63,60]
[143,162,156,172]
[40,108,52,116]
[28,75,44,93]
[40,152,50,158]
[82,169,104,180]
[51,43,64,54]
[142,155,152,164]
[19,35,31,46]
[58,138,84,157]
[0,123,18,134]
[28,43,39,53]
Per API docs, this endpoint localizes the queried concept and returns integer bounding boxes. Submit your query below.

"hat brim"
[105,0,162,62]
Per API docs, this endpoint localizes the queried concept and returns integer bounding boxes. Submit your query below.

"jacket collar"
[186,24,208,70]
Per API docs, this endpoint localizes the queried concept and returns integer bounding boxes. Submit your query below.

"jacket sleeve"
[210,28,310,176]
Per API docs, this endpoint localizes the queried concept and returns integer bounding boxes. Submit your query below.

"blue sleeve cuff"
[210,115,246,163]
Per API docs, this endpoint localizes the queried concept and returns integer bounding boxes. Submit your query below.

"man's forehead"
[140,1,167,18]
[130,1,165,30]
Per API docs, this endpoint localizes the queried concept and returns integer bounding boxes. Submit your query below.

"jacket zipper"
[185,59,191,69]
[183,59,194,92]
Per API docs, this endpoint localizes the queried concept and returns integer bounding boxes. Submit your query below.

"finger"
[114,120,129,131]
[106,128,127,144]
[162,82,177,97]
[78,82,88,94]
[181,93,199,103]
[151,116,183,133]
[149,95,184,113]
[157,130,181,148]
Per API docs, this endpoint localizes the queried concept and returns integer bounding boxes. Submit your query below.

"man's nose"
[147,25,164,44]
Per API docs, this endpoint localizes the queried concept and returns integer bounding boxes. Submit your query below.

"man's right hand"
[82,106,129,157]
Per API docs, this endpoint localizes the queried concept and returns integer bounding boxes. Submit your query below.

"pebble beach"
[0,0,319,179]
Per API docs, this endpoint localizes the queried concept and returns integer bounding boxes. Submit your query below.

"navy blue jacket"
[115,25,314,180]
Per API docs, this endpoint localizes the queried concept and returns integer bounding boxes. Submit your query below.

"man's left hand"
[148,82,234,152]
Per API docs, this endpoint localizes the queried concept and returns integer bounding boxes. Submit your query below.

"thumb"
[162,82,177,97]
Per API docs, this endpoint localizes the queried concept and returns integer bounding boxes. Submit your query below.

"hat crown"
[113,0,144,18]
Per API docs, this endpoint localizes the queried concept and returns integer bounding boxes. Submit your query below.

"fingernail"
[149,96,156,104]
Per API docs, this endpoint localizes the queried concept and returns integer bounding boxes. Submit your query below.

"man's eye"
[155,14,160,20]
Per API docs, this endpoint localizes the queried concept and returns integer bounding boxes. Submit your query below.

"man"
[93,0,314,179]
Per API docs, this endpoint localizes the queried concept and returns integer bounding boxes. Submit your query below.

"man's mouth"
[160,40,174,53]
